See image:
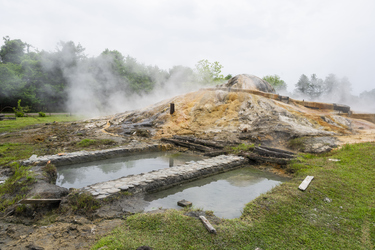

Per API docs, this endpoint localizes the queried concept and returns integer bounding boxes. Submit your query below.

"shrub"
[13,99,30,117]
[38,111,46,117]
[67,191,101,214]
[288,137,306,151]
[227,143,255,154]
[15,111,24,117]
[42,162,57,184]
[77,139,97,147]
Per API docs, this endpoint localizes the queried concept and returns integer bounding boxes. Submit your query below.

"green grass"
[0,143,40,166]
[0,163,36,211]
[227,143,255,154]
[0,115,82,133]
[92,142,375,249]
[66,191,101,214]
[77,138,116,147]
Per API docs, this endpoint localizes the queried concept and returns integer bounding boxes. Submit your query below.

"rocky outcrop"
[219,74,276,93]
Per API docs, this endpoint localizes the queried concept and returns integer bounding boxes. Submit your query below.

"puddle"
[56,152,205,189]
[144,167,289,219]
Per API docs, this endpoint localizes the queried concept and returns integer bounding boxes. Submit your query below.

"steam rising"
[38,43,374,117]
[41,46,205,117]
[290,74,375,113]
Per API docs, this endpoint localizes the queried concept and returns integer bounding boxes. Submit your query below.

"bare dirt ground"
[336,129,375,145]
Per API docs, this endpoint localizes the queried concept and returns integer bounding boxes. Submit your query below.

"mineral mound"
[87,74,375,153]
[219,74,276,93]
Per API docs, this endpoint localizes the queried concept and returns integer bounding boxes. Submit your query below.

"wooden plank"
[298,176,314,191]
[240,152,291,165]
[19,199,62,204]
[161,138,212,152]
[199,216,217,234]
[173,136,225,149]
[255,147,296,159]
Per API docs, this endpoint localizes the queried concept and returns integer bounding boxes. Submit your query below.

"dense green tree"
[224,74,233,80]
[0,63,24,107]
[0,36,26,64]
[195,59,224,84]
[262,75,287,92]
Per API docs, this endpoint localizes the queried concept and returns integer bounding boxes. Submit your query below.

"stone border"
[83,155,248,199]
[21,143,166,167]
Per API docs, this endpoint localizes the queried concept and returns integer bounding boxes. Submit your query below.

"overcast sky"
[1,0,374,94]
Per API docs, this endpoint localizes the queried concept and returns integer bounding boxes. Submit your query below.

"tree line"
[263,73,375,112]
[1,36,374,113]
[0,36,229,113]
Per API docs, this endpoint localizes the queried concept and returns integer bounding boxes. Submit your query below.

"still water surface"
[56,152,205,189]
[56,152,289,219]
[144,167,289,219]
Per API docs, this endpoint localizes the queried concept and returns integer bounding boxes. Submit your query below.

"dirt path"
[0,216,123,250]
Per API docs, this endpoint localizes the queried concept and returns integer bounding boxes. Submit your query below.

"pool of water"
[56,152,205,189]
[143,167,289,219]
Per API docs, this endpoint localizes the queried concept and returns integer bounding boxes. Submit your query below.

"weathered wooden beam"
[170,103,175,114]
[199,216,217,234]
[172,136,225,149]
[19,199,62,204]
[204,150,228,157]
[0,117,16,120]
[161,138,212,152]
[298,176,314,191]
[254,147,295,159]
[240,152,291,165]
[259,146,296,156]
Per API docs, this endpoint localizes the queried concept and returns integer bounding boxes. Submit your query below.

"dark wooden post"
[170,103,175,114]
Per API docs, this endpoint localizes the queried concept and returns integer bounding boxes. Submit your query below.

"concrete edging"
[21,144,165,167]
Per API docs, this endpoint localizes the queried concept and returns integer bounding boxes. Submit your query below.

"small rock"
[107,188,120,194]
[29,154,38,160]
[177,199,192,207]
[119,185,133,190]
[328,159,340,162]
[26,244,44,250]
[324,197,332,203]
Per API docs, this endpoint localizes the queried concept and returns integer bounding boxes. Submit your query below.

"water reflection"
[56,152,204,189]
[144,167,289,219]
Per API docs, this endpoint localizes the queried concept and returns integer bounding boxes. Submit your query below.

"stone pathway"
[22,143,162,167]
[83,155,247,199]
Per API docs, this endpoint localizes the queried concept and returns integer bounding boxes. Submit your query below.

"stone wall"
[22,144,167,167]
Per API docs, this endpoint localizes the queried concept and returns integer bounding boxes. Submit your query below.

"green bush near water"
[67,191,101,214]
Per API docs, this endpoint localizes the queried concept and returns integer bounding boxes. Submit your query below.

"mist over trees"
[1,36,374,114]
[293,73,353,103]
[0,37,225,114]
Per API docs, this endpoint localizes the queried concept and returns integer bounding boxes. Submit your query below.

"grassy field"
[92,143,375,249]
[0,115,83,166]
[0,114,82,134]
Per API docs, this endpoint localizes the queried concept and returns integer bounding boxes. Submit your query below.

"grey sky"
[1,0,374,94]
